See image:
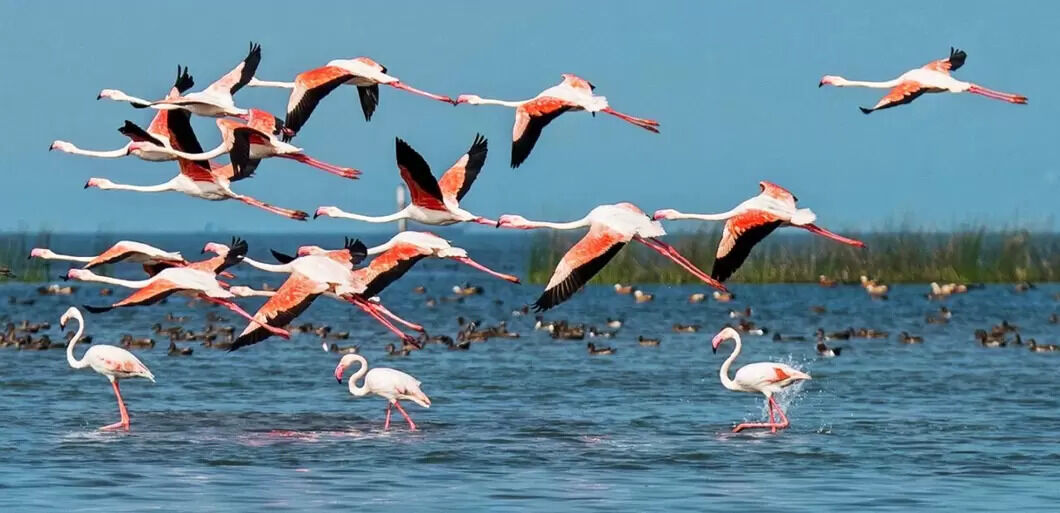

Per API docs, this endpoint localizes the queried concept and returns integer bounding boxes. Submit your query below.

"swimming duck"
[728,307,752,319]
[816,328,852,341]
[688,293,706,303]
[120,334,155,349]
[898,332,923,344]
[816,342,841,358]
[818,275,837,288]
[323,342,359,354]
[588,326,617,339]
[165,313,188,323]
[386,343,411,357]
[713,291,733,303]
[452,283,483,296]
[205,312,228,323]
[587,342,615,355]
[926,306,952,324]
[633,290,654,303]
[773,332,807,342]
[809,305,827,314]
[316,326,350,340]
[1013,282,1035,293]
[512,305,530,317]
[1028,339,1059,352]
[445,338,472,351]
[606,318,623,329]
[412,286,427,294]
[736,320,767,336]
[99,288,113,296]
[167,341,193,356]
[637,335,660,347]
[974,330,1005,348]
[672,323,700,333]
[613,283,633,295]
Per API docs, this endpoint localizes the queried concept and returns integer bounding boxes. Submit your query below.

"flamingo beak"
[818,81,824,88]
[334,364,345,383]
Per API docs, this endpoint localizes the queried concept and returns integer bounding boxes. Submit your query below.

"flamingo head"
[96,89,126,101]
[202,242,229,255]
[314,206,341,219]
[711,326,740,353]
[818,75,845,87]
[228,286,255,297]
[652,209,681,221]
[84,177,112,189]
[454,94,482,105]
[296,245,327,257]
[333,353,361,383]
[65,268,91,282]
[49,140,75,152]
[496,215,531,229]
[29,248,54,259]
[59,306,80,331]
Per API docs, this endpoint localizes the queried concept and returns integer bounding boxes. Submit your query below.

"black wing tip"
[247,42,262,58]
[948,47,967,70]
[82,304,112,314]
[344,238,368,264]
[174,65,194,93]
[118,120,139,133]
[229,237,248,255]
[271,249,295,264]
[394,137,431,173]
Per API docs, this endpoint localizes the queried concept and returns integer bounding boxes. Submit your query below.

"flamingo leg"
[635,237,727,291]
[384,403,392,431]
[450,256,520,283]
[967,85,1028,104]
[236,195,309,221]
[801,224,865,247]
[277,153,361,179]
[770,397,790,430]
[600,107,660,132]
[201,296,291,339]
[768,400,777,434]
[372,302,425,332]
[387,81,456,105]
[348,296,421,347]
[100,379,130,431]
[392,401,417,431]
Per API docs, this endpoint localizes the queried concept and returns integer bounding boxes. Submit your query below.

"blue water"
[1,235,1059,511]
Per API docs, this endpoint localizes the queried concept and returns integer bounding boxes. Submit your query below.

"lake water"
[1,234,1058,511]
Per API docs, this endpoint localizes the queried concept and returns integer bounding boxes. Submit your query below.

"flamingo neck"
[516,217,590,230]
[325,207,410,224]
[247,78,295,89]
[243,258,292,274]
[75,271,153,289]
[346,355,371,397]
[98,180,179,194]
[466,97,526,108]
[38,252,93,263]
[59,144,130,158]
[666,208,742,222]
[66,314,89,369]
[366,240,395,256]
[833,78,902,89]
[104,91,153,107]
[719,334,743,392]
[161,142,229,161]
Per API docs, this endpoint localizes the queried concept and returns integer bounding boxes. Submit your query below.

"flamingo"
[64,241,290,340]
[455,74,659,167]
[315,135,492,224]
[496,203,726,311]
[334,353,431,431]
[54,66,196,161]
[247,56,455,140]
[653,181,865,281]
[122,42,261,118]
[819,47,1028,114]
[30,241,186,275]
[84,147,309,221]
[292,231,520,284]
[712,326,811,433]
[60,306,155,431]
[135,108,359,179]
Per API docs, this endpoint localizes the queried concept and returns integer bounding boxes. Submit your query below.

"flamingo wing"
[356,243,431,299]
[143,66,196,138]
[438,134,487,202]
[357,84,380,121]
[923,47,966,73]
[534,225,626,311]
[165,110,206,154]
[188,238,247,274]
[118,120,167,147]
[712,210,784,282]
[83,244,144,269]
[511,97,572,168]
[177,158,218,183]
[285,66,354,138]
[85,278,182,312]
[91,346,152,377]
[395,138,447,210]
[229,128,267,180]
[231,273,325,351]
[205,42,261,97]
[861,81,926,114]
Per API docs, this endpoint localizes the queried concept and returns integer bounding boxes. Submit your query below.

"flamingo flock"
[42,43,1029,434]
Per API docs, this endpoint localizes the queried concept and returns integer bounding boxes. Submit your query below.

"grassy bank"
[527,228,1060,284]
[0,232,53,282]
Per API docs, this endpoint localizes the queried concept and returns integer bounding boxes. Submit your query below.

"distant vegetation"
[0,232,52,282]
[527,227,1060,284]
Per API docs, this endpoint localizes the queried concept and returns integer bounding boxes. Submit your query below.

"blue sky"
[1,1,1056,233]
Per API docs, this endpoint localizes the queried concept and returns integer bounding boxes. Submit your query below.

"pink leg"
[470,217,499,227]
[801,224,865,248]
[968,84,1028,104]
[278,153,361,179]
[601,107,660,132]
[770,397,790,430]
[202,296,291,339]
[392,401,417,431]
[101,380,130,431]
[635,237,727,291]
[384,403,392,431]
[372,302,425,332]
[451,256,520,283]
[768,399,777,433]
[348,296,420,346]
[388,81,456,104]
[237,195,309,221]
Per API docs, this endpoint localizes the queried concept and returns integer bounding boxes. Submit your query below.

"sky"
[0,1,1057,233]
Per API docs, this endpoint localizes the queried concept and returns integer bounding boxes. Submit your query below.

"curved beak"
[818,81,824,88]
[333,364,345,383]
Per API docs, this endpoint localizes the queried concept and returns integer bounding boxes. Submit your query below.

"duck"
[316,326,350,340]
[992,320,1019,334]
[551,324,585,340]
[165,313,188,323]
[587,326,617,338]
[512,305,530,317]
[818,275,837,288]
[167,341,193,356]
[816,342,841,358]
[926,307,952,324]
[445,338,472,351]
[412,286,427,294]
[323,342,359,354]
[386,343,411,357]
[816,328,852,341]
[605,318,623,329]
[534,316,557,332]
[1028,339,1059,353]
[713,291,733,303]
[728,307,752,319]
[205,312,228,323]
[587,342,615,355]
[1013,282,1035,293]
[37,284,75,295]
[854,328,889,339]
[688,293,706,303]
[424,297,437,308]
[898,332,923,344]
[452,283,483,296]
[860,275,889,298]
[736,320,766,336]
[637,335,660,347]
[613,283,633,295]
[773,332,807,342]
[974,329,1006,348]
[417,333,452,346]
[120,334,155,349]
[201,338,234,350]
[809,305,827,314]
[20,335,51,350]
[633,290,654,303]
[672,323,700,333]
[484,321,520,339]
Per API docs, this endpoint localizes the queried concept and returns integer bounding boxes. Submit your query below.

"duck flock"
[8,43,1038,434]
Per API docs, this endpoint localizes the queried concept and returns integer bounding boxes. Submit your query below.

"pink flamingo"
[334,354,431,431]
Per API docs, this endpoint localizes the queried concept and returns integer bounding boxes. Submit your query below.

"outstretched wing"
[285,66,353,138]
[231,274,324,350]
[356,243,431,299]
[206,42,261,96]
[534,225,626,311]
[512,97,571,168]
[118,120,166,147]
[357,84,380,121]
[860,81,926,114]
[923,47,966,74]
[395,138,446,210]
[711,210,783,282]
[438,134,487,202]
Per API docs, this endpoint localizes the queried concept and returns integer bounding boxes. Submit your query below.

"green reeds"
[526,227,1060,284]
[0,231,52,282]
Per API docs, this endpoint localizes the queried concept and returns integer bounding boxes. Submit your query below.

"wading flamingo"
[247,57,455,139]
[496,203,726,311]
[60,306,155,431]
[653,181,865,281]
[455,74,659,167]
[133,42,261,118]
[135,108,359,179]
[334,353,431,431]
[819,47,1028,114]
[315,135,492,225]
[712,326,811,433]
[55,66,196,161]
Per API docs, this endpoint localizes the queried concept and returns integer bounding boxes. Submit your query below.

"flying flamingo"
[65,241,290,340]
[819,47,1028,114]
[496,203,726,311]
[60,306,155,431]
[117,42,262,118]
[247,56,455,139]
[30,241,186,273]
[455,74,660,167]
[712,326,811,433]
[54,66,196,161]
[315,135,492,225]
[84,147,309,221]
[136,108,359,179]
[292,231,520,284]
[653,181,865,282]
[334,353,431,431]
